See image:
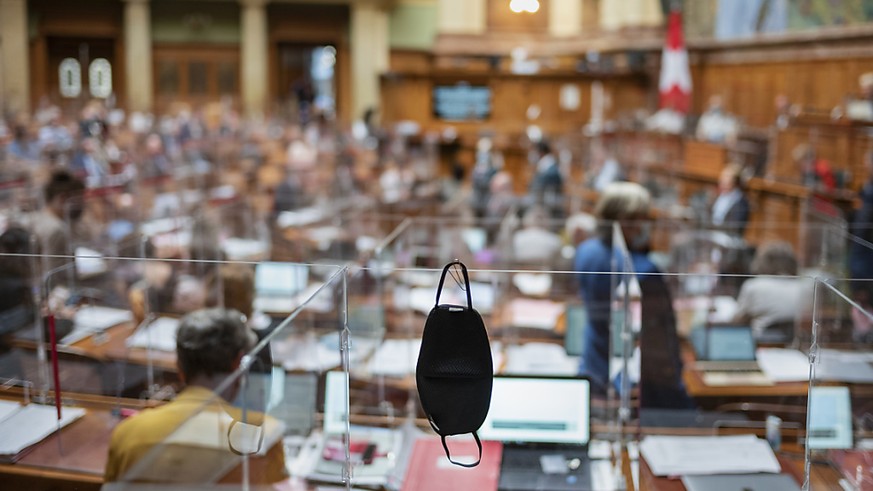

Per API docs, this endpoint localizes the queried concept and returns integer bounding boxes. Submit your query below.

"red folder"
[401,437,502,491]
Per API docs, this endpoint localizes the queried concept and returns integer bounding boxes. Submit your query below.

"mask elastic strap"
[434,260,472,309]
[440,432,482,468]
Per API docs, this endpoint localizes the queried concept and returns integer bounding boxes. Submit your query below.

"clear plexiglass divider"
[804,277,873,491]
[339,214,637,490]
[102,261,352,489]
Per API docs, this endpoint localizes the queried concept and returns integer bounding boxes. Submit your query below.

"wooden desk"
[2,409,112,491]
[679,343,809,400]
[71,322,177,371]
[0,394,291,491]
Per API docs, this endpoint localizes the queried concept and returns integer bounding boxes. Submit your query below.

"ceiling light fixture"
[509,0,539,14]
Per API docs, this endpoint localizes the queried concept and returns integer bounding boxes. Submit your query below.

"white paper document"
[74,247,108,278]
[756,348,810,382]
[640,435,781,476]
[506,298,565,330]
[126,317,181,352]
[62,306,134,344]
[0,403,86,455]
[503,342,579,376]
[222,237,269,261]
[366,339,421,377]
[816,349,873,383]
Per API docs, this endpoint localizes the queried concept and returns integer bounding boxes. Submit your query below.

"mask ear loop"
[440,432,482,468]
[434,260,472,309]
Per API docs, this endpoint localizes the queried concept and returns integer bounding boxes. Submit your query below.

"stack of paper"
[756,348,810,382]
[222,237,269,261]
[125,317,181,352]
[0,401,86,456]
[505,298,565,330]
[366,339,421,377]
[640,435,781,476]
[276,207,325,228]
[74,247,108,279]
[503,342,579,375]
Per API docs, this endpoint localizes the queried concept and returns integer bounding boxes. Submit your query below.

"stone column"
[600,0,663,30]
[123,0,154,112]
[0,0,30,115]
[240,0,269,118]
[350,1,389,121]
[549,0,582,37]
[437,0,486,34]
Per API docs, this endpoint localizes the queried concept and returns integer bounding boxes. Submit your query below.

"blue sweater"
[574,237,691,408]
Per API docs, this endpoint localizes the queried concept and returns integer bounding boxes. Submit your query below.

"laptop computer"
[692,325,759,371]
[691,326,771,386]
[254,262,309,313]
[479,376,593,491]
[682,473,801,491]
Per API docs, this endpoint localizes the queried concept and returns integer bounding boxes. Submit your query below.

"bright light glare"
[509,0,539,13]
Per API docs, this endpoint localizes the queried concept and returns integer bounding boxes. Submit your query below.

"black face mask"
[416,260,493,467]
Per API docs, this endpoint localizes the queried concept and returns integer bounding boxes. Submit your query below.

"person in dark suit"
[711,164,750,237]
[850,151,873,340]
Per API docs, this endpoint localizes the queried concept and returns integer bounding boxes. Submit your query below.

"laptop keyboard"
[501,448,590,474]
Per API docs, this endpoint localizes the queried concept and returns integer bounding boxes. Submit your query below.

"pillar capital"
[239,0,268,9]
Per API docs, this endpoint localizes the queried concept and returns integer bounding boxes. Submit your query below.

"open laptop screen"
[479,377,590,445]
[255,262,309,297]
[707,326,756,361]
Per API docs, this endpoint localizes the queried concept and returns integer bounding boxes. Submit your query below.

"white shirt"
[734,276,813,337]
[711,189,742,226]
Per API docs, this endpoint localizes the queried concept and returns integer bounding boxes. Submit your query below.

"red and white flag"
[659,10,692,113]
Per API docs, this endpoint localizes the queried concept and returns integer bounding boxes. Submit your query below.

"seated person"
[574,182,692,408]
[711,164,750,237]
[696,95,738,144]
[0,226,35,338]
[512,207,562,265]
[733,241,812,340]
[104,308,287,484]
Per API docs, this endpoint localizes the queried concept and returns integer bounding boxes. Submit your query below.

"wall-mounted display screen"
[433,84,491,121]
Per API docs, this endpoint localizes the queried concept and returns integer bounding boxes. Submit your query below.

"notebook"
[682,473,801,491]
[401,437,502,491]
[478,376,593,491]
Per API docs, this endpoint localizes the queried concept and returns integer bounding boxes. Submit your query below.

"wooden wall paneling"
[490,78,529,131]
[389,51,432,74]
[30,36,49,111]
[336,41,351,125]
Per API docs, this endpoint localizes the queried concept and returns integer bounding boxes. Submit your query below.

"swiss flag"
[659,10,692,113]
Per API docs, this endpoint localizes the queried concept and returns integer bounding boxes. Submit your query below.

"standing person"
[574,182,691,408]
[850,151,873,336]
[104,308,287,484]
[528,140,564,219]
